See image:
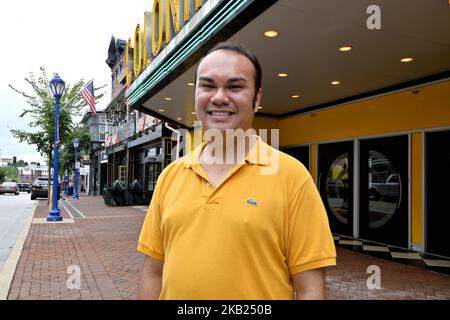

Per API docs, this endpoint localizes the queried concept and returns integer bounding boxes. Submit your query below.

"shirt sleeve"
[286,177,337,275]
[137,176,165,261]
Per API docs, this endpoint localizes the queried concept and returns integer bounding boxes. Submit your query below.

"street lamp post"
[47,74,65,222]
[73,139,80,199]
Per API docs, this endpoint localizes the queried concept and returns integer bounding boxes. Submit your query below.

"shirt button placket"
[202,180,211,199]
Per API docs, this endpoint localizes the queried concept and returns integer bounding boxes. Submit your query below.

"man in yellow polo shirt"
[137,42,336,300]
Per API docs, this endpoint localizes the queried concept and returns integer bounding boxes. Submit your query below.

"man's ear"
[253,88,263,113]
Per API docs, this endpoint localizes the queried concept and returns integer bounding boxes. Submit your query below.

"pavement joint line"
[63,199,86,218]
[59,200,74,219]
[32,218,75,224]
[0,204,36,300]
[83,214,146,219]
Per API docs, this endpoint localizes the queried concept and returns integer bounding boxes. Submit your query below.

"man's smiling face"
[195,49,262,133]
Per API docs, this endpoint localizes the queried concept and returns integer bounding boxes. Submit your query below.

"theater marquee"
[125,0,211,88]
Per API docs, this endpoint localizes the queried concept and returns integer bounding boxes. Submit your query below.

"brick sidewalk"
[7,196,146,300]
[5,196,450,300]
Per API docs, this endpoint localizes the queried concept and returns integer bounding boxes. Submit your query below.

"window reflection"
[326,153,349,224]
[368,150,401,229]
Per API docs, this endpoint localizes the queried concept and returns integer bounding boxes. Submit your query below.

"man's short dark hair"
[196,42,262,106]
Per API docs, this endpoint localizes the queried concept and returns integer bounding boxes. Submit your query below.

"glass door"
[426,130,450,257]
[359,135,409,248]
[145,162,162,195]
[319,142,353,237]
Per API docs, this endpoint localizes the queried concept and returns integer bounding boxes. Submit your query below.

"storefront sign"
[117,121,135,142]
[137,114,161,133]
[105,134,119,147]
[125,0,209,88]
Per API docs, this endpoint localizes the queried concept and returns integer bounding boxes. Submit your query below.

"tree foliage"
[59,126,91,176]
[0,166,19,183]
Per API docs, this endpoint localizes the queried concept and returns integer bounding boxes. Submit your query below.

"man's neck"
[201,132,257,166]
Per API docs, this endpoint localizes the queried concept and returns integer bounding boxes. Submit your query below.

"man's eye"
[229,85,243,90]
[200,84,215,88]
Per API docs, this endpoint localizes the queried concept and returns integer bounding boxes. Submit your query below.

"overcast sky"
[0,0,151,164]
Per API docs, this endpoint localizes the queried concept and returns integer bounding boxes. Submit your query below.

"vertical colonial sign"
[111,54,126,99]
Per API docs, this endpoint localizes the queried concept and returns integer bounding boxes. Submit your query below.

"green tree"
[0,166,19,182]
[59,126,91,178]
[10,159,25,168]
[9,67,105,183]
[16,159,26,167]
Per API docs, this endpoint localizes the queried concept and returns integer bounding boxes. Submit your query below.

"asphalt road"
[0,192,36,272]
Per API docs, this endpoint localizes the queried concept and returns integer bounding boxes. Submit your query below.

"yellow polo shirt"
[137,137,336,299]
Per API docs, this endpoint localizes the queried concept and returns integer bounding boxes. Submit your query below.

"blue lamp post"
[73,138,80,199]
[47,74,65,222]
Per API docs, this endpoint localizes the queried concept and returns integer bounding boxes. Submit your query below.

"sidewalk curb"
[0,204,37,300]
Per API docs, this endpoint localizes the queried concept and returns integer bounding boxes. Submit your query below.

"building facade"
[103,37,179,203]
[18,164,49,184]
[80,110,108,196]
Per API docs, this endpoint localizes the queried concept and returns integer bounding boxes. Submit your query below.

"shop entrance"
[145,162,162,198]
[319,141,354,237]
[426,130,450,257]
[359,135,409,248]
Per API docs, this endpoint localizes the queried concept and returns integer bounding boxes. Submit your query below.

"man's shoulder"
[277,150,309,171]
[261,141,309,174]
[160,154,190,175]
[265,145,312,186]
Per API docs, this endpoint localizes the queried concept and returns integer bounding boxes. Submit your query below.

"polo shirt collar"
[183,141,206,168]
[183,135,272,168]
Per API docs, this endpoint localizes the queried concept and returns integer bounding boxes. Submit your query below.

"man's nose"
[210,88,230,106]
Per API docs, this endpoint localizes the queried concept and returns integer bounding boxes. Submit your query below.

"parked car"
[31,177,49,200]
[369,173,400,200]
[0,182,20,195]
[31,177,61,200]
[17,182,31,193]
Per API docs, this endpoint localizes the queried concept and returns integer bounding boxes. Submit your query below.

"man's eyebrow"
[228,77,247,83]
[198,76,214,82]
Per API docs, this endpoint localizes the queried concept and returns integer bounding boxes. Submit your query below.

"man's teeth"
[210,111,232,115]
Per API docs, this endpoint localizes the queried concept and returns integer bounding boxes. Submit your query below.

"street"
[0,192,36,272]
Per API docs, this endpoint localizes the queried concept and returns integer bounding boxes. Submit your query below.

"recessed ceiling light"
[158,109,165,112]
[278,73,288,78]
[264,30,279,38]
[257,106,263,110]
[338,46,352,52]
[177,117,182,121]
[291,95,300,99]
[164,97,172,101]
[400,57,413,63]
[187,82,195,86]
[331,81,341,85]
[191,112,196,115]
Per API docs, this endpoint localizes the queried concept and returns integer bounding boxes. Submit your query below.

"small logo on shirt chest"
[246,198,259,207]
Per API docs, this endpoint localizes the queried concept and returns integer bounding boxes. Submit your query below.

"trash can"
[125,180,145,205]
[102,188,115,206]
[111,180,126,206]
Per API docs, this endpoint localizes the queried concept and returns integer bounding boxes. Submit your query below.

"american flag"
[81,80,96,115]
